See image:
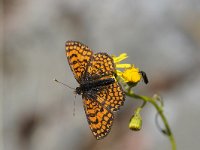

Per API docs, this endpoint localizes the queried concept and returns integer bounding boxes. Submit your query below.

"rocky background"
[1,0,200,150]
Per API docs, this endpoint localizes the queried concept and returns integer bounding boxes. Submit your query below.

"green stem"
[125,91,176,150]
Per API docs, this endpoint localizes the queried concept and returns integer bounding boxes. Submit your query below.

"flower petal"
[113,53,128,63]
[116,64,132,69]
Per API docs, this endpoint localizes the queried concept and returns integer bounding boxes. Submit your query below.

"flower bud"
[129,108,142,131]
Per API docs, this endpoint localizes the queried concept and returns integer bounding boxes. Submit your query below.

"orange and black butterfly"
[65,41,125,139]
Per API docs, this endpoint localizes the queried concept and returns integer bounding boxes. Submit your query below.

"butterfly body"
[66,41,125,139]
[76,78,115,95]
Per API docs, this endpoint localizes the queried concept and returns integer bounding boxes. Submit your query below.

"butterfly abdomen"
[76,78,115,94]
[90,78,115,87]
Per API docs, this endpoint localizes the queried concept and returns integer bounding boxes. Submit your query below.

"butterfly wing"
[85,53,116,80]
[66,41,93,83]
[96,81,125,112]
[86,53,125,111]
[83,97,114,140]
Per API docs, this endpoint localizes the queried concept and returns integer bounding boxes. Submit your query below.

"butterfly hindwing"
[83,97,114,140]
[96,81,125,112]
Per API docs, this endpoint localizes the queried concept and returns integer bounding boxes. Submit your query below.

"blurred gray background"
[1,0,200,150]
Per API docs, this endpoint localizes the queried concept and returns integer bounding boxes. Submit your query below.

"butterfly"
[65,41,125,139]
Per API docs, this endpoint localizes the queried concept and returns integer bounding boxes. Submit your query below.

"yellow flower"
[112,53,142,84]
[121,66,141,83]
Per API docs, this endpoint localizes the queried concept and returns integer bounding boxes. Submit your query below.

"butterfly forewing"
[86,53,116,80]
[66,41,93,83]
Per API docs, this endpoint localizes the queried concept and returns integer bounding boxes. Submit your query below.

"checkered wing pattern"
[86,53,115,80]
[66,41,93,83]
[96,81,125,111]
[83,97,113,140]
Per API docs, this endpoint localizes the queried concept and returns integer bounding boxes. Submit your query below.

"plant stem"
[125,91,176,150]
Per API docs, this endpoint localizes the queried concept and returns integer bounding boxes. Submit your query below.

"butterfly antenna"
[73,96,76,116]
[73,91,78,116]
[54,78,75,90]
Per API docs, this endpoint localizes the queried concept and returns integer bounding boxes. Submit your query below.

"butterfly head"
[75,87,82,95]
